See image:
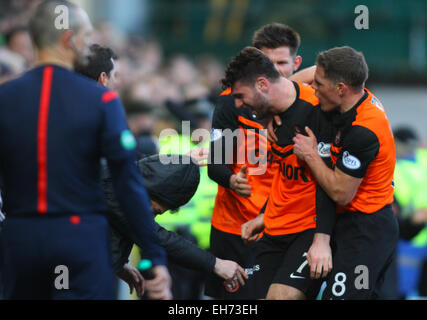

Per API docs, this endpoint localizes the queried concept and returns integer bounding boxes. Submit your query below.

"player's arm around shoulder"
[293,126,362,206]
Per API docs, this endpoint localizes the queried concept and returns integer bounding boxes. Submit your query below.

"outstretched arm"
[289,66,316,85]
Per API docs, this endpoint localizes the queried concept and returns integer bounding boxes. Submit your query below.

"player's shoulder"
[345,124,379,150]
[294,81,319,106]
[356,89,386,115]
[212,89,240,129]
[0,68,33,96]
[354,89,390,130]
[215,89,235,111]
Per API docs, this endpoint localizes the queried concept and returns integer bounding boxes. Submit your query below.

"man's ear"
[293,55,303,72]
[336,82,347,96]
[60,30,74,50]
[98,72,109,87]
[256,77,269,92]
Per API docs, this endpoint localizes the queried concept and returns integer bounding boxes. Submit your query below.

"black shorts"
[204,225,257,299]
[253,228,322,299]
[322,205,399,300]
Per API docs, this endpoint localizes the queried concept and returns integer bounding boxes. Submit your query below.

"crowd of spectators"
[0,0,224,145]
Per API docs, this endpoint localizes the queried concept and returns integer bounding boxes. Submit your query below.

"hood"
[138,154,200,209]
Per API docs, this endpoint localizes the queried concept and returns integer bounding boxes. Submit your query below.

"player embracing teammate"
[220,43,398,299]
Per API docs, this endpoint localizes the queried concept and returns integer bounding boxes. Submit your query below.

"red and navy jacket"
[0,65,166,266]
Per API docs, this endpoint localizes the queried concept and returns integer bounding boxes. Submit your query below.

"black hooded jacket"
[102,154,216,274]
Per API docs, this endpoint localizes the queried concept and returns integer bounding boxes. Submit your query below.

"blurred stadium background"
[1,0,427,300]
[1,0,427,140]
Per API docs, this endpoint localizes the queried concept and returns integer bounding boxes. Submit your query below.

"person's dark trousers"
[1,215,114,300]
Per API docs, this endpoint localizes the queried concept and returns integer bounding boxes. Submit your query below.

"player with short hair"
[293,46,399,299]
[222,46,336,300]
[206,23,305,299]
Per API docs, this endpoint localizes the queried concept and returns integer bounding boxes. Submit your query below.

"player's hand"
[293,126,318,162]
[241,214,265,245]
[144,265,173,300]
[230,165,252,197]
[307,233,332,279]
[214,258,248,286]
[187,147,209,166]
[266,116,282,143]
[117,263,145,297]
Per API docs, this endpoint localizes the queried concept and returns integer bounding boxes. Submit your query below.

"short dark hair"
[74,44,117,80]
[252,23,301,56]
[222,46,281,89]
[29,0,82,49]
[316,46,369,91]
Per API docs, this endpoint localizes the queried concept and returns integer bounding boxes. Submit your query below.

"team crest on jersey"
[318,142,331,158]
[335,130,342,145]
[293,125,302,136]
[224,279,240,293]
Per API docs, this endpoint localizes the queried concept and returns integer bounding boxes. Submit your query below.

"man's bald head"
[29,0,91,50]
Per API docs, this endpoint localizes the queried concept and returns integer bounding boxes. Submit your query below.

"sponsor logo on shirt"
[342,151,361,170]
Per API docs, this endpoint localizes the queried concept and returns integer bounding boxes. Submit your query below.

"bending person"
[102,154,248,297]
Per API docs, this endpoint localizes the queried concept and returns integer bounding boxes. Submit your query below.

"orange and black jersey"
[264,82,335,236]
[208,90,279,235]
[330,89,395,214]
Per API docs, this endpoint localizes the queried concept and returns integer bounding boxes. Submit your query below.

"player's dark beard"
[252,92,271,120]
